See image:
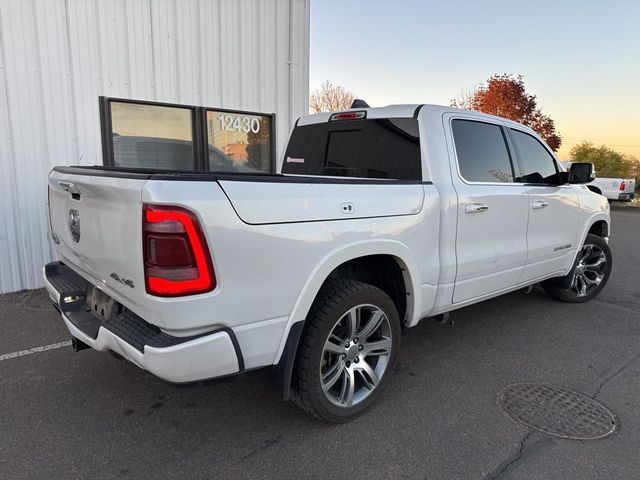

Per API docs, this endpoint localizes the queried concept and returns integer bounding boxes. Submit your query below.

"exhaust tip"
[71,337,90,352]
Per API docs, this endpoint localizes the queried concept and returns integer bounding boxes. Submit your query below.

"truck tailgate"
[624,179,635,194]
[48,170,148,315]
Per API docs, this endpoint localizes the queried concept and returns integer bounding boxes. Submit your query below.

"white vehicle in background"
[561,162,635,201]
[45,104,612,422]
[587,177,635,202]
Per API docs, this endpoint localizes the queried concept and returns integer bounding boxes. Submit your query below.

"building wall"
[0,0,310,293]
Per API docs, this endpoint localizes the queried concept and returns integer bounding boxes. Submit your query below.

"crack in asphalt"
[591,349,640,400]
[483,431,558,480]
[482,431,534,480]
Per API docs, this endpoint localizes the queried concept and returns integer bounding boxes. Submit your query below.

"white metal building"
[0,0,310,293]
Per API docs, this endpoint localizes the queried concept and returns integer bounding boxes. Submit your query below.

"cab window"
[510,129,558,184]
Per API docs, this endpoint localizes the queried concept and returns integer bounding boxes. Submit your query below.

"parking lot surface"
[1,209,638,480]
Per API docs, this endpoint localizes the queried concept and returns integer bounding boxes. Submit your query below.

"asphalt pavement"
[0,209,638,480]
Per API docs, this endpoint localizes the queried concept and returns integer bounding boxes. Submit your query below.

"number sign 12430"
[217,114,261,134]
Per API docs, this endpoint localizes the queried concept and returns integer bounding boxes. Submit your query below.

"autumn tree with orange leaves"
[452,74,562,151]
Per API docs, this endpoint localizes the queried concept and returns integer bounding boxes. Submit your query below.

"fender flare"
[272,240,421,399]
[578,212,610,248]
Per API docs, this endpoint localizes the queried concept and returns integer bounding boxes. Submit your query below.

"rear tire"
[542,234,612,303]
[290,279,401,423]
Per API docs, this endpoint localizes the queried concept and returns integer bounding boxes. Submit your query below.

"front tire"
[542,234,612,303]
[291,279,401,423]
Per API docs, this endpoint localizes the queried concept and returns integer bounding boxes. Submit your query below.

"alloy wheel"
[571,243,607,297]
[319,304,392,407]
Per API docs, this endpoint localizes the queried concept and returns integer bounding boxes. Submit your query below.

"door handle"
[531,200,549,209]
[464,203,489,214]
[58,181,80,195]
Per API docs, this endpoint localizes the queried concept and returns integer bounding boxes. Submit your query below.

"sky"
[309,0,640,160]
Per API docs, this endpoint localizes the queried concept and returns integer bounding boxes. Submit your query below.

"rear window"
[282,118,421,180]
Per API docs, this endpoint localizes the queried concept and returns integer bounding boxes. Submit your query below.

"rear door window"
[282,118,421,180]
[451,119,515,183]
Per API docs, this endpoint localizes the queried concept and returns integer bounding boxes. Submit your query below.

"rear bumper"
[618,192,635,201]
[43,262,243,383]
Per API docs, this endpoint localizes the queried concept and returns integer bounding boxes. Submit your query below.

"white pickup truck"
[45,104,612,422]
[587,176,635,202]
[560,162,636,201]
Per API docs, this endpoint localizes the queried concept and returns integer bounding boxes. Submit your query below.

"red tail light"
[143,205,215,297]
[619,181,625,191]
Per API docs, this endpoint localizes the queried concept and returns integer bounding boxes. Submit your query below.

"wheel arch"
[271,240,421,399]
[565,213,611,277]
[587,219,609,239]
[579,214,610,246]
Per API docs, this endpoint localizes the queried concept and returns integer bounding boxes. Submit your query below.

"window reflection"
[111,102,194,170]
[207,111,272,172]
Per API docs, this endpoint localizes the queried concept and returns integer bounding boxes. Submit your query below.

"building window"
[100,97,275,173]
[206,110,273,173]
[111,102,195,170]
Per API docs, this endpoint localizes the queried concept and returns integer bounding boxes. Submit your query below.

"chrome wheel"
[320,303,392,408]
[571,243,607,297]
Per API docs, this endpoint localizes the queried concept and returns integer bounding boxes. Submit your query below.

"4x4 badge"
[68,209,80,242]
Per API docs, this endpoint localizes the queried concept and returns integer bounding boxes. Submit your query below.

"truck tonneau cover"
[52,166,431,185]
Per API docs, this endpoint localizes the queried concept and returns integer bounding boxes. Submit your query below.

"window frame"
[99,96,276,173]
[506,127,560,185]
[449,117,518,185]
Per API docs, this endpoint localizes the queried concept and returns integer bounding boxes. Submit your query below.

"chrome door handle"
[465,203,489,214]
[531,200,549,209]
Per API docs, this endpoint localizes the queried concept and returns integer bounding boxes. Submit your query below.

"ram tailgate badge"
[68,209,80,242]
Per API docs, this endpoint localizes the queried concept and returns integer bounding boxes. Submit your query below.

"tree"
[570,142,636,179]
[310,81,356,113]
[452,74,562,151]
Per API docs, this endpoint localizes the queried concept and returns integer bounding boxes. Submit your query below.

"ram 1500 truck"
[44,104,612,422]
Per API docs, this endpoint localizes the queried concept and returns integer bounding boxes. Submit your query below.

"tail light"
[619,181,625,191]
[143,205,215,297]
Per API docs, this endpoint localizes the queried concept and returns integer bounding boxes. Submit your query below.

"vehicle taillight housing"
[143,205,215,297]
[619,181,625,191]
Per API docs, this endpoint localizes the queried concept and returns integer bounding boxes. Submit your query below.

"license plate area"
[86,285,116,322]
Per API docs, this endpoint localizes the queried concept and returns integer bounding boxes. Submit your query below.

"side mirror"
[569,163,595,184]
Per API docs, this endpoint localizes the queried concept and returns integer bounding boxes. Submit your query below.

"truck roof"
[297,104,535,134]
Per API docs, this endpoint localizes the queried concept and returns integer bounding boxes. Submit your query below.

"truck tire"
[290,279,401,423]
[542,234,612,303]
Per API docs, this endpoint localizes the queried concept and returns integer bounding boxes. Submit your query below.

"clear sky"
[310,0,640,160]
